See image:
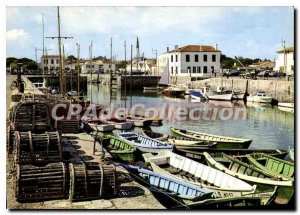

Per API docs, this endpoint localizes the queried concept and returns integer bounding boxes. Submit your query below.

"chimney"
[175,45,178,50]
[215,44,218,50]
[167,47,169,52]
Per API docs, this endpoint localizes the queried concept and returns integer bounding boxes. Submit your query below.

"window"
[171,66,173,74]
[56,59,59,64]
[195,55,199,62]
[187,66,191,73]
[176,66,178,74]
[44,60,46,64]
[175,55,178,62]
[51,59,54,64]
[203,66,207,73]
[171,55,173,62]
[44,67,47,71]
[193,66,196,73]
[198,66,201,73]
[186,54,190,62]
[109,65,111,68]
[47,59,48,64]
[211,66,214,72]
[212,54,216,62]
[203,54,207,62]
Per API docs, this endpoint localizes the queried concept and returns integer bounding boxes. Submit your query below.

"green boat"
[171,127,252,149]
[102,135,136,163]
[245,153,294,181]
[203,152,294,205]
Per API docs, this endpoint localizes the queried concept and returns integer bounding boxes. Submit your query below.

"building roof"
[277,47,294,53]
[167,45,220,53]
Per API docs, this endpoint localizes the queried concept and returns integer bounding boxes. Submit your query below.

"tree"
[221,55,235,69]
[6,57,17,68]
[116,60,127,70]
[67,55,77,61]
[25,61,38,70]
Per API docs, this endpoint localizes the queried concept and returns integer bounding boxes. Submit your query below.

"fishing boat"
[174,147,289,162]
[81,118,115,132]
[288,146,294,162]
[278,102,294,113]
[247,91,273,103]
[142,151,278,203]
[116,132,173,153]
[124,116,153,127]
[133,114,163,126]
[203,152,294,204]
[102,135,136,163]
[245,153,294,180]
[189,90,206,101]
[122,164,214,201]
[103,117,133,130]
[204,86,233,101]
[161,85,185,97]
[142,130,169,141]
[171,127,252,149]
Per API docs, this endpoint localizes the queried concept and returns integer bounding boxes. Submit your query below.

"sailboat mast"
[124,41,127,110]
[76,43,80,97]
[42,13,45,82]
[57,6,64,94]
[130,44,133,109]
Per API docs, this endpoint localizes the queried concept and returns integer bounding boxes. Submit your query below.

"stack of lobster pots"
[8,99,118,202]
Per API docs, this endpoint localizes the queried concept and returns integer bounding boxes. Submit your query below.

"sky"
[6,6,294,61]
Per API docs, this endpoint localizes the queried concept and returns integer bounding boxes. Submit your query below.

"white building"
[126,58,157,75]
[274,47,294,75]
[41,55,62,73]
[81,60,116,74]
[158,45,221,77]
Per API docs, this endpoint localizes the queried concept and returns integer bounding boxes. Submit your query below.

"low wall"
[192,78,294,102]
[118,75,161,90]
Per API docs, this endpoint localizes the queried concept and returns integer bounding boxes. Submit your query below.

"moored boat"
[102,135,136,163]
[278,103,294,113]
[167,136,217,148]
[82,118,115,132]
[171,127,252,149]
[245,153,294,180]
[161,86,185,97]
[247,91,273,103]
[189,90,206,101]
[203,152,294,204]
[122,164,214,201]
[142,151,261,199]
[124,116,153,127]
[174,147,289,162]
[142,130,169,141]
[103,117,133,130]
[116,132,173,153]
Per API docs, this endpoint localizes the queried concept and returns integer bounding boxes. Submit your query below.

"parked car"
[269,71,286,77]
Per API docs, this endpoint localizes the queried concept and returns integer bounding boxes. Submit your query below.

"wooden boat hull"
[174,147,288,161]
[117,132,173,153]
[167,136,217,148]
[203,152,294,204]
[142,151,262,199]
[206,93,233,101]
[289,147,294,162]
[122,164,214,201]
[142,130,169,141]
[246,153,294,180]
[162,89,185,97]
[171,127,252,149]
[247,96,273,103]
[88,123,115,132]
[102,136,136,163]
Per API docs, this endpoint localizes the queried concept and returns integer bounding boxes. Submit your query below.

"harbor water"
[87,84,294,151]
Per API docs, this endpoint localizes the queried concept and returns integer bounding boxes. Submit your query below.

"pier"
[6,75,165,209]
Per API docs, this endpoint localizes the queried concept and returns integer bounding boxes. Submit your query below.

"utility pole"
[76,43,80,98]
[281,39,286,74]
[110,37,113,87]
[46,6,73,95]
[90,41,93,103]
[42,13,45,81]
[124,40,127,110]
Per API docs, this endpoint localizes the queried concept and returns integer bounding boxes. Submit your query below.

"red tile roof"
[167,45,220,53]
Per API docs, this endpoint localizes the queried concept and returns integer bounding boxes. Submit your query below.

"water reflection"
[87,84,294,150]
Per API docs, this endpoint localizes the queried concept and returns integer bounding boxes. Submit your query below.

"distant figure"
[226,72,229,79]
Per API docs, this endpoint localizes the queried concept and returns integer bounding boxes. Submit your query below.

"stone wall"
[192,77,294,102]
[118,75,161,90]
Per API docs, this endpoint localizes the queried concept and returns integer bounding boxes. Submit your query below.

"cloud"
[59,7,228,37]
[6,29,30,42]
